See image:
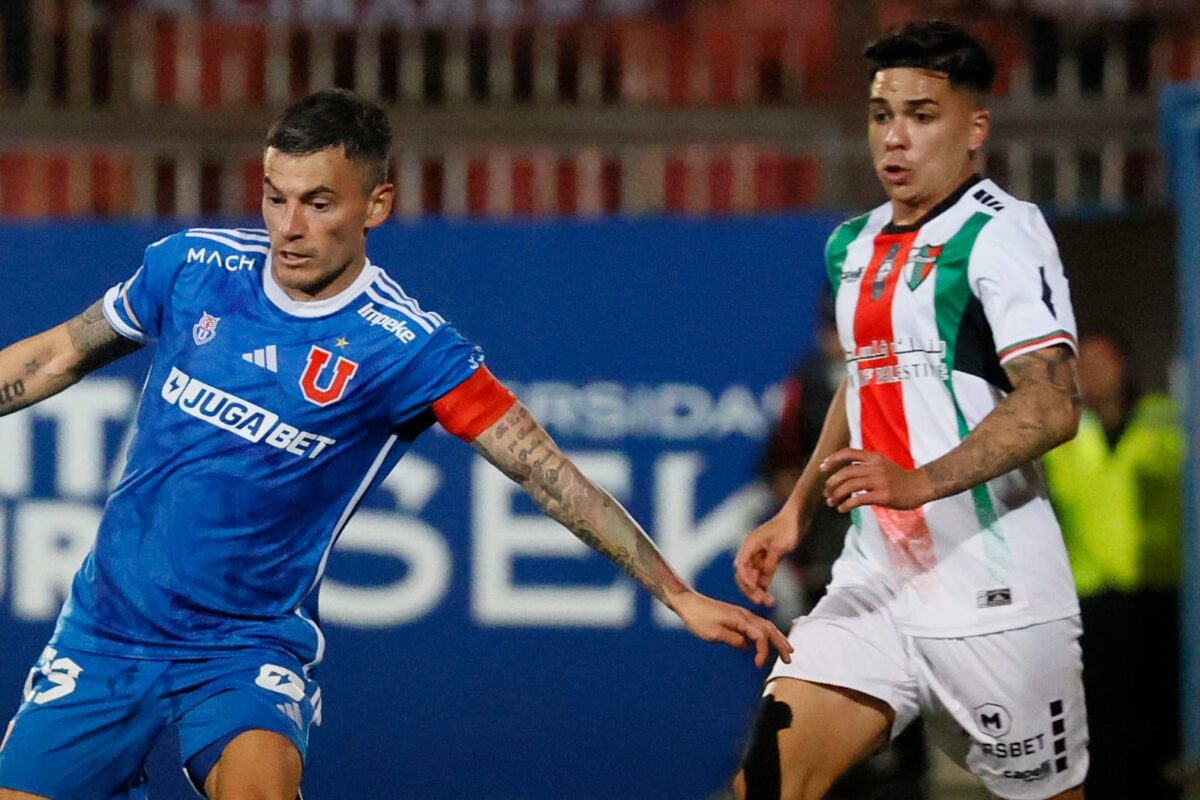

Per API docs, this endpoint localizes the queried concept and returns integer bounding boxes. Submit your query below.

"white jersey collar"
[262,254,378,318]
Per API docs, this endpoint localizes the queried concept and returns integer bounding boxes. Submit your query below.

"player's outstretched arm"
[734,379,849,607]
[472,401,792,666]
[0,299,142,418]
[823,345,1081,512]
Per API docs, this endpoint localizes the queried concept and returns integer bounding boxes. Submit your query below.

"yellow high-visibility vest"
[1043,394,1184,597]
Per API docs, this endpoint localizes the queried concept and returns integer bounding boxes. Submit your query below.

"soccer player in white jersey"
[0,89,791,800]
[732,22,1087,800]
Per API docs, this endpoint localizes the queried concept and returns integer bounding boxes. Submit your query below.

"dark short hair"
[864,21,996,95]
[265,88,392,188]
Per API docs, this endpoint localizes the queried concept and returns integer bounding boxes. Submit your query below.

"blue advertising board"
[0,216,836,799]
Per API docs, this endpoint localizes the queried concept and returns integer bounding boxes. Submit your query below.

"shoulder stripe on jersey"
[119,273,146,330]
[374,274,447,326]
[374,273,447,326]
[188,227,271,243]
[302,434,399,606]
[998,330,1077,362]
[102,284,147,342]
[370,277,446,327]
[184,231,270,253]
[365,286,436,333]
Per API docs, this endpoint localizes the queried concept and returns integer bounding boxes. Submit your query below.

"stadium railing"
[0,0,1192,219]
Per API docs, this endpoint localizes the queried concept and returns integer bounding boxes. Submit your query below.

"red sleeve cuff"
[432,366,517,442]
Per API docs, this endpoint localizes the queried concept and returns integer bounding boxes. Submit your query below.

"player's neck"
[272,254,368,303]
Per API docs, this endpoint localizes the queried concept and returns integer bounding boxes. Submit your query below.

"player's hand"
[733,512,802,608]
[821,448,935,512]
[670,590,793,667]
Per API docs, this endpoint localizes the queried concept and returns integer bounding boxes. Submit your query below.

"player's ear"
[364,182,394,229]
[968,107,990,154]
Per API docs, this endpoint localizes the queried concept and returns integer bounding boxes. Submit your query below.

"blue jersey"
[53,227,481,666]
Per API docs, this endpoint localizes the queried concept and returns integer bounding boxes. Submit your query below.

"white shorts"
[766,581,1089,800]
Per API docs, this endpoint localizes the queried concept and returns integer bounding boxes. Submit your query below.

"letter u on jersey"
[299,345,359,407]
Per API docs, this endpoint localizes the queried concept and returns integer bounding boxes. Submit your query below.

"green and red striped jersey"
[826,176,1079,637]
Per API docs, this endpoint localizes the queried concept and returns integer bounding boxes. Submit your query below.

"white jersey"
[827,176,1080,636]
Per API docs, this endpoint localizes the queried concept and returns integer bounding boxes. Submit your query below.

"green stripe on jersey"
[931,212,1014,578]
[824,214,871,298]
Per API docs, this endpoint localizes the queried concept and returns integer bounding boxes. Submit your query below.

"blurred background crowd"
[0,1,1196,798]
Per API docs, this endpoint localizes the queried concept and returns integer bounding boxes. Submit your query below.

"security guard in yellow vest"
[1043,329,1184,800]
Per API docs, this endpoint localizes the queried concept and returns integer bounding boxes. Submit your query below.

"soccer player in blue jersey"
[0,88,791,800]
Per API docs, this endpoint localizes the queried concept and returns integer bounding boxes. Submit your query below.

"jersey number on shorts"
[22,647,83,706]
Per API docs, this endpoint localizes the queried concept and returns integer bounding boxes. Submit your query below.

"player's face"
[868,68,990,225]
[261,146,394,301]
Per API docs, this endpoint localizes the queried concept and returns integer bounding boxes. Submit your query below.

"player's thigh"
[204,729,302,800]
[0,644,163,800]
[734,580,918,800]
[173,654,318,798]
[0,790,51,800]
[733,677,893,800]
[917,616,1088,800]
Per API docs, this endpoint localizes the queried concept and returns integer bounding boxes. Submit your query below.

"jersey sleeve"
[102,233,185,343]
[968,205,1078,365]
[389,325,495,429]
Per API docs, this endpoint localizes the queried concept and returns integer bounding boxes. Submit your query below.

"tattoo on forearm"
[0,379,26,406]
[474,403,688,605]
[24,359,39,376]
[66,300,142,371]
[923,345,1080,499]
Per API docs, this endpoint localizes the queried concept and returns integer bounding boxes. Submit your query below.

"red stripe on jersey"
[852,231,938,577]
[433,367,517,443]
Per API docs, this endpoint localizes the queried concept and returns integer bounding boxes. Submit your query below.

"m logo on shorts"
[255,664,306,702]
[975,703,1012,737]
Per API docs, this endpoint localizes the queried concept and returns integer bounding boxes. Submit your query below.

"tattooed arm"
[823,344,1081,512]
[0,299,142,417]
[472,401,793,665]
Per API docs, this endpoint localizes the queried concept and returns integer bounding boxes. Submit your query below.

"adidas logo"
[242,345,278,373]
[275,701,303,729]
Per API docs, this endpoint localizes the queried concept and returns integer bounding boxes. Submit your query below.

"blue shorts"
[0,642,321,799]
